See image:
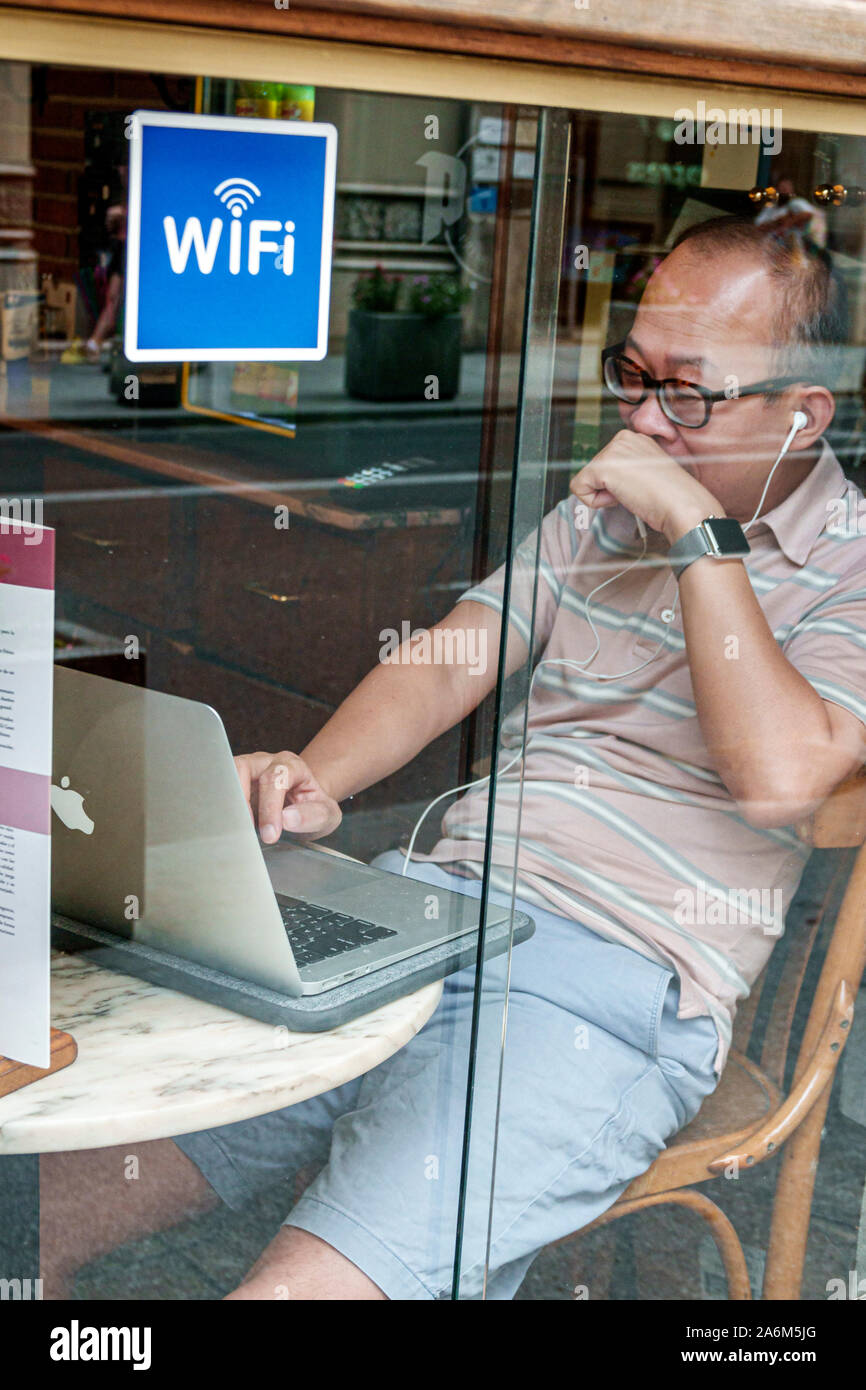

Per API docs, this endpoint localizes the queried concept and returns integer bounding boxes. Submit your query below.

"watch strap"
[668,516,749,580]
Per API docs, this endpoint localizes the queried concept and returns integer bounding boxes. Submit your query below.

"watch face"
[706,517,751,557]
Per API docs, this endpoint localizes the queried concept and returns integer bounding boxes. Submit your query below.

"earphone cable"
[401,414,806,873]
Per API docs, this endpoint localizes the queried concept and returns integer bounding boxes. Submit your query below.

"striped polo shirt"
[419,441,866,1074]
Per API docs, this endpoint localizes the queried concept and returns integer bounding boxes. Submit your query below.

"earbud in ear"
[792,410,808,432]
[635,515,647,540]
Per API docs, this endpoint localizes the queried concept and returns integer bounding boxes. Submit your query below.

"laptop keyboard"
[277,895,398,970]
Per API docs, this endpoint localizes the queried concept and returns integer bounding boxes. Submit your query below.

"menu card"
[0,518,55,1067]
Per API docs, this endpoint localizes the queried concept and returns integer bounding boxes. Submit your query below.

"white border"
[124,110,337,362]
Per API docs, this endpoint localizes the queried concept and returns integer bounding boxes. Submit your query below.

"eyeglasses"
[601,343,803,429]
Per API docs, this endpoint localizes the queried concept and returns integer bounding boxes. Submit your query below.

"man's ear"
[789,385,835,448]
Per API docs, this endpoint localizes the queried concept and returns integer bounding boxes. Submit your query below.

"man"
[41,216,866,1300]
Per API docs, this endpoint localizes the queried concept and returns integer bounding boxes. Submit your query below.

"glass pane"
[2,41,866,1308]
[450,107,572,1299]
[467,102,866,1300]
[0,54,539,1301]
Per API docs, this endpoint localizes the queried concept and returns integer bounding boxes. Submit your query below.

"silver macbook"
[50,666,515,999]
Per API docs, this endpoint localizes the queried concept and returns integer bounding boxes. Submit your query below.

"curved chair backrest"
[732,768,866,1090]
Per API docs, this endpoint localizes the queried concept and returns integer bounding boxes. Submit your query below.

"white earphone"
[401,412,810,873]
[742,410,808,533]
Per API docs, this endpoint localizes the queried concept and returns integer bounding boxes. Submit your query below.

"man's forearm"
[297,601,512,805]
[299,649,472,804]
[677,555,841,821]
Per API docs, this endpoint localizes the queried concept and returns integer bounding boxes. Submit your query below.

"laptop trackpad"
[264,843,491,934]
[265,844,375,901]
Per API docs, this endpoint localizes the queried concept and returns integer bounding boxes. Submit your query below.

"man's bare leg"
[42,1140,387,1301]
[225,1225,387,1301]
[40,1139,219,1299]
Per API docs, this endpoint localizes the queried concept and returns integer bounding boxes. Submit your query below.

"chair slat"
[802,767,866,849]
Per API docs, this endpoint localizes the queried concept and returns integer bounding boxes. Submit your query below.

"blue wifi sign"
[125,110,338,361]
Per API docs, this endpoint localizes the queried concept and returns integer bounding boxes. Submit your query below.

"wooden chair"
[561,767,866,1300]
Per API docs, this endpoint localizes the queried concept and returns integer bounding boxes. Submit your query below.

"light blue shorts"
[175,851,720,1299]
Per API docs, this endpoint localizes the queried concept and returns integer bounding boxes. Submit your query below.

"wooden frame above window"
[1,5,865,132]
[2,0,866,99]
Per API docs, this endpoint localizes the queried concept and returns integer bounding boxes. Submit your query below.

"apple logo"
[51,776,95,835]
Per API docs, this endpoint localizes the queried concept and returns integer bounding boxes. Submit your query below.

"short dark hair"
[671,214,849,393]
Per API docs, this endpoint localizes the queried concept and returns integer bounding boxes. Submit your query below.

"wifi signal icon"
[213,177,262,218]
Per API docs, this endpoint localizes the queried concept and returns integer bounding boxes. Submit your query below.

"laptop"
[50,667,533,1026]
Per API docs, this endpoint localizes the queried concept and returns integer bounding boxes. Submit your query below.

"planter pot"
[344,309,461,402]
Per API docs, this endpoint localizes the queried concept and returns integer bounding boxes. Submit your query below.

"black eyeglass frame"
[601,342,803,429]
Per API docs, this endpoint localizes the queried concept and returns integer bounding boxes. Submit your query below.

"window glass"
[0,55,535,1300]
[2,47,866,1305]
[472,100,866,1301]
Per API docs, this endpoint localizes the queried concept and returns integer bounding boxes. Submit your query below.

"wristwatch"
[667,515,751,580]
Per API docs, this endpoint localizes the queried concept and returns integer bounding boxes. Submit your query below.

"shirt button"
[660,607,676,623]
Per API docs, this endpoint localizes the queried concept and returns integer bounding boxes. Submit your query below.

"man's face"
[617,245,797,499]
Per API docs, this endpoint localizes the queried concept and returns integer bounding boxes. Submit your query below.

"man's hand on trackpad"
[234,751,342,845]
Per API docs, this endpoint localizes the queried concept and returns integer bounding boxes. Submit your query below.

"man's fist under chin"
[569,430,721,544]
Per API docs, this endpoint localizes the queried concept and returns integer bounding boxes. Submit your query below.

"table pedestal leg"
[0,1155,41,1296]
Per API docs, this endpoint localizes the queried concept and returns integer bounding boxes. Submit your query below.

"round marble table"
[0,950,443,1155]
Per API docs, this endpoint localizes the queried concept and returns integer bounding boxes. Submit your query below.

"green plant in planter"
[345,268,469,402]
[406,274,471,318]
[351,264,402,312]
